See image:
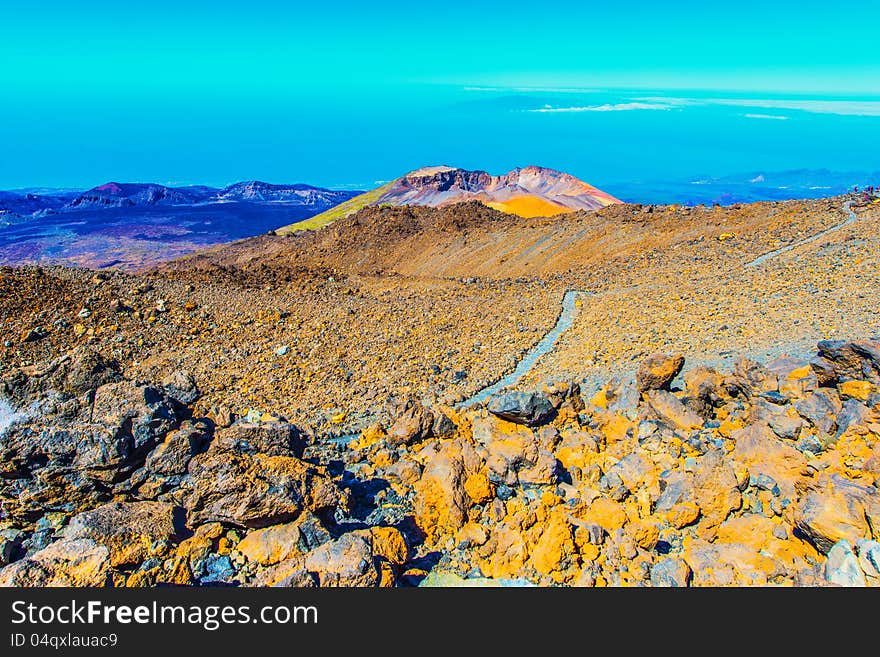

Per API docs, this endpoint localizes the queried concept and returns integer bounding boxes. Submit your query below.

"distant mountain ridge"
[0,181,360,217]
[216,181,354,205]
[66,182,201,209]
[0,180,362,269]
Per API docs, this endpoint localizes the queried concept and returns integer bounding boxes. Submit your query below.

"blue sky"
[2,0,879,190]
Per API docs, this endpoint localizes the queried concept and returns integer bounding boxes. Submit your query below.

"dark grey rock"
[650,557,692,587]
[750,473,780,496]
[213,422,306,458]
[795,390,841,435]
[200,554,236,584]
[815,339,880,384]
[487,391,556,426]
[161,370,200,406]
[836,399,869,438]
[825,540,866,586]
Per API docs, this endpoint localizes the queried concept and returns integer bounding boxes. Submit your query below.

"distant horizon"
[4,1,879,192]
[4,163,878,197]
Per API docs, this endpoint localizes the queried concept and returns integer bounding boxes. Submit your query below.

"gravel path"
[745,200,855,267]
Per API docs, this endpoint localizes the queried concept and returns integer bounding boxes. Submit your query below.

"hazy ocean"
[3,86,879,204]
[396,87,880,204]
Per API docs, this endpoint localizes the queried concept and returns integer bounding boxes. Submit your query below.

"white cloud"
[527,102,674,113]
[723,99,880,116]
[638,95,880,117]
[744,113,790,120]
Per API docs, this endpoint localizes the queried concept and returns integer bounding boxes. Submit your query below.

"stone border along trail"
[745,200,856,268]
[461,200,860,405]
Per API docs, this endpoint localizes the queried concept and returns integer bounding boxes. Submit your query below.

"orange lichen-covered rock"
[582,498,628,533]
[413,442,470,543]
[0,539,112,587]
[637,353,685,392]
[838,380,874,401]
[691,450,742,534]
[464,471,495,504]
[369,526,410,565]
[627,520,660,550]
[530,511,577,576]
[478,525,529,579]
[731,422,808,499]
[663,502,701,529]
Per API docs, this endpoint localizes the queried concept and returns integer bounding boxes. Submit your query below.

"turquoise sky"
[2,0,879,189]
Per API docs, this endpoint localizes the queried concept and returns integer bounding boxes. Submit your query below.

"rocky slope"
[1,342,878,586]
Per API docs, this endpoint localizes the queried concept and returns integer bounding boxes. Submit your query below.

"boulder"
[386,398,435,446]
[794,390,842,435]
[824,540,866,586]
[650,557,692,587]
[814,339,880,384]
[486,391,556,427]
[161,370,200,406]
[1,379,181,483]
[730,422,807,499]
[530,511,577,575]
[691,450,742,533]
[463,472,495,504]
[730,358,778,397]
[637,353,685,392]
[810,356,838,387]
[655,470,697,512]
[472,417,553,486]
[683,538,788,586]
[63,501,182,567]
[183,447,343,529]
[643,389,703,431]
[1,347,121,403]
[142,421,211,477]
[303,533,379,587]
[605,451,653,494]
[835,399,870,438]
[793,474,880,553]
[518,449,560,486]
[213,422,306,458]
[0,538,111,587]
[413,443,469,543]
[683,366,728,416]
[544,382,586,413]
[237,513,331,566]
[131,421,212,498]
[0,378,181,519]
[91,381,181,455]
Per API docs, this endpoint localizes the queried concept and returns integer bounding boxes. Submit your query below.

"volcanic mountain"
[64,182,206,209]
[216,181,356,206]
[277,165,621,233]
